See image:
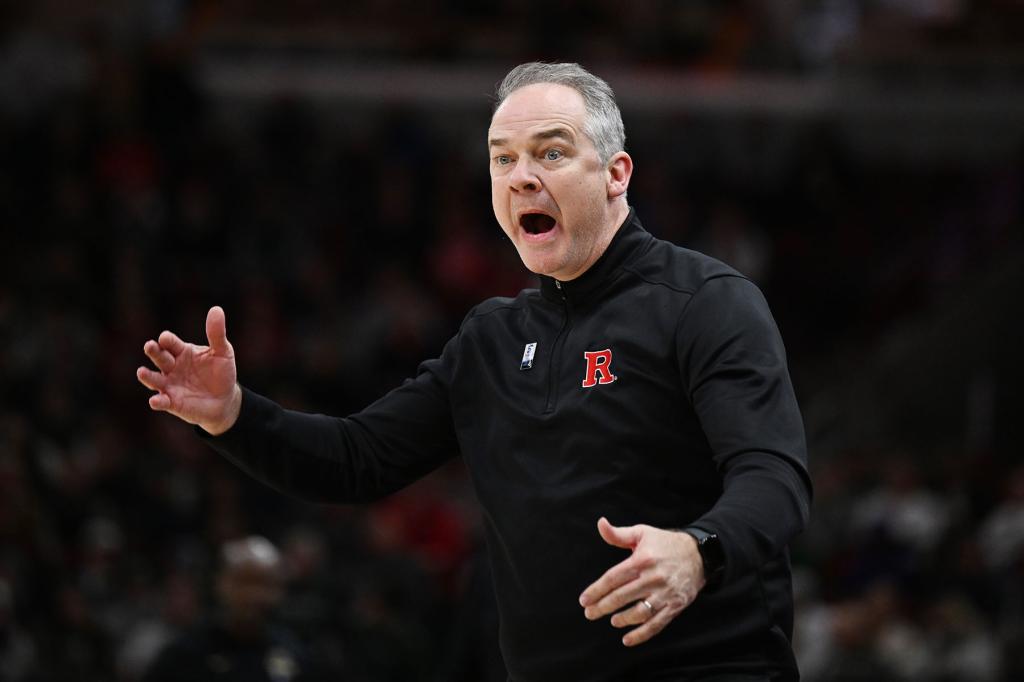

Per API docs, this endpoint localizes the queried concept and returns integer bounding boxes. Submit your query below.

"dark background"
[2,1,1023,680]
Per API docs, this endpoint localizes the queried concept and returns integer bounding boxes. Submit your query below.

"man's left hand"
[578,517,706,646]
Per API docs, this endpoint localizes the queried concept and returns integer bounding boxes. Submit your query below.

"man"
[143,536,316,681]
[137,62,812,681]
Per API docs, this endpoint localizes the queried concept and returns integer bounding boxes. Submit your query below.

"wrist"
[681,527,725,589]
[205,384,243,436]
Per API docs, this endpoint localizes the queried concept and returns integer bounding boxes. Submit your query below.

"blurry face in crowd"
[217,560,283,630]
[488,83,632,281]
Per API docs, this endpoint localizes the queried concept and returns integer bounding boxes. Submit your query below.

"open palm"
[137,306,242,435]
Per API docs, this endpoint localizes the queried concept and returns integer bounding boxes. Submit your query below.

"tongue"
[522,213,556,234]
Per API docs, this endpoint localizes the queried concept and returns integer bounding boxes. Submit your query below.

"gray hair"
[495,62,626,164]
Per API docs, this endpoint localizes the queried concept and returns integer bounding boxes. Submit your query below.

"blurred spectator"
[979,464,1024,573]
[795,581,905,680]
[849,460,952,555]
[142,536,319,682]
[920,595,1002,682]
[117,572,200,680]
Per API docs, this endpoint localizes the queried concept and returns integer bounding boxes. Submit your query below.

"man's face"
[488,83,620,281]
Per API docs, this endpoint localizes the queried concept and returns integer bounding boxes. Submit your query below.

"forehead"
[489,82,588,139]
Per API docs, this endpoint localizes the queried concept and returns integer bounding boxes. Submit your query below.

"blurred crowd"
[793,456,1024,680]
[2,2,1024,681]
[187,0,1024,70]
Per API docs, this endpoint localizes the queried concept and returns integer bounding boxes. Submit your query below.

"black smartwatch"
[682,527,725,589]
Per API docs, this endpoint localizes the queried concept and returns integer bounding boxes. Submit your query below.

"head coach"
[137,62,813,682]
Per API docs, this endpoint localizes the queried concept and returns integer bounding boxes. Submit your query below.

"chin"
[517,254,559,278]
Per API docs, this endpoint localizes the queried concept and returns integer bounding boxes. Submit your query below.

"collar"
[539,207,649,305]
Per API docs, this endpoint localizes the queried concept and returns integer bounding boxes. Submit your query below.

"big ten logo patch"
[582,349,618,388]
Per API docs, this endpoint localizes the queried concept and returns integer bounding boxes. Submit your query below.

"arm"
[676,274,812,584]
[579,275,812,645]
[138,306,461,504]
[200,350,460,504]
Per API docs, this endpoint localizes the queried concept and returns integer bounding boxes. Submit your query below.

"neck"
[561,200,630,281]
[606,200,630,239]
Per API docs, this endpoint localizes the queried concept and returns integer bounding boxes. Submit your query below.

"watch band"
[682,526,725,588]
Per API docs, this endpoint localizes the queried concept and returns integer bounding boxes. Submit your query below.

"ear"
[605,151,633,200]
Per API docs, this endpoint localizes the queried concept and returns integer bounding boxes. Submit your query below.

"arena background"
[2,1,1024,680]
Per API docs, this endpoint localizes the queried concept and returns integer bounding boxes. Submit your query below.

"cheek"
[491,183,512,228]
[550,177,587,220]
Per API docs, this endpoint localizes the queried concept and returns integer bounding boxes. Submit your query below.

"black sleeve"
[198,334,462,504]
[675,275,813,585]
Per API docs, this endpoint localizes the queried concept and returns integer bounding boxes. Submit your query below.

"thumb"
[597,516,641,550]
[206,306,231,355]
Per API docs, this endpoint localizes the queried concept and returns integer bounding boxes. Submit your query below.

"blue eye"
[495,155,512,165]
[544,149,563,161]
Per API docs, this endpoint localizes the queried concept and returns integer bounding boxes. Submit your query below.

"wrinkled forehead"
[489,82,588,139]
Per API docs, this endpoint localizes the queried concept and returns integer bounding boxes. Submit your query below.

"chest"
[449,290,718,528]
[451,291,700,453]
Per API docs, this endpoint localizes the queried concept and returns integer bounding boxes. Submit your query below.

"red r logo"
[582,349,618,388]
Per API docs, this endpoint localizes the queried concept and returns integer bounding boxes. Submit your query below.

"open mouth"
[519,212,557,235]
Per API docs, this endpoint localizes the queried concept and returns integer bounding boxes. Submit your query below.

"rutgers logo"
[582,349,618,388]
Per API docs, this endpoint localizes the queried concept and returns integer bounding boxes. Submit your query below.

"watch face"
[698,533,725,580]
[681,528,725,585]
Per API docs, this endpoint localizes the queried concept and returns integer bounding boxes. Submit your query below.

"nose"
[508,157,541,193]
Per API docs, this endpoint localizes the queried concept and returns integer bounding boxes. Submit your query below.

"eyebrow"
[488,126,576,149]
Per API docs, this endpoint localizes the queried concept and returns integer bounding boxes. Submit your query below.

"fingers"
[148,392,172,411]
[136,366,167,392]
[622,602,678,647]
[206,306,230,355]
[582,523,700,647]
[158,330,187,357]
[144,340,175,374]
[137,367,172,412]
[580,555,642,610]
[579,519,646,609]
[597,516,642,550]
[611,600,656,629]
[585,570,654,620]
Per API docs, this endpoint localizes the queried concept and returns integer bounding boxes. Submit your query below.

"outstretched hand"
[136,306,242,435]
[578,517,706,647]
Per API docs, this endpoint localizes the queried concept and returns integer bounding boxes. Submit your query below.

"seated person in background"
[144,536,316,682]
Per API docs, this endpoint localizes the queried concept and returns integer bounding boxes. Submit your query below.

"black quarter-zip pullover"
[203,210,812,681]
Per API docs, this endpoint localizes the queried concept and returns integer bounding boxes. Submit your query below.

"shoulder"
[461,289,541,326]
[623,235,777,338]
[625,234,748,296]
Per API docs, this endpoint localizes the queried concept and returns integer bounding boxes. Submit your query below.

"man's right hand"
[137,306,242,436]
